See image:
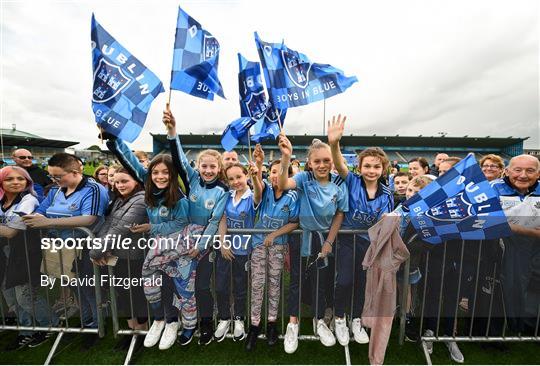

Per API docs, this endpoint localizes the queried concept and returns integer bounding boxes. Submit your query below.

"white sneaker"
[334,317,350,346]
[351,318,369,344]
[158,321,179,350]
[284,322,299,354]
[214,319,231,342]
[144,320,165,348]
[233,319,246,341]
[446,341,464,363]
[317,319,336,347]
[424,329,434,355]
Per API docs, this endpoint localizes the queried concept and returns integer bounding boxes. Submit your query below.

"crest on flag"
[425,192,474,222]
[203,34,219,61]
[264,107,282,123]
[281,50,311,89]
[245,91,267,120]
[92,59,132,103]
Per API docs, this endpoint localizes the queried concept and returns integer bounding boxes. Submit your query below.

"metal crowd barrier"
[0,227,105,365]
[5,224,538,365]
[399,239,540,365]
[106,228,403,365]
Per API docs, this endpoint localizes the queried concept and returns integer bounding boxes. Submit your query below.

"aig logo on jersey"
[202,34,219,61]
[425,192,473,222]
[159,206,170,217]
[281,49,311,89]
[204,199,216,210]
[92,59,132,103]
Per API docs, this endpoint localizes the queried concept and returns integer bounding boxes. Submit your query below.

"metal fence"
[400,238,540,364]
[0,227,105,365]
[1,227,539,365]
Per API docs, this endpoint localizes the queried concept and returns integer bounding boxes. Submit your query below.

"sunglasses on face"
[48,172,75,181]
[16,156,33,160]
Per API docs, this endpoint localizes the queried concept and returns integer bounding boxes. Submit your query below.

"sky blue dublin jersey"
[252,182,299,249]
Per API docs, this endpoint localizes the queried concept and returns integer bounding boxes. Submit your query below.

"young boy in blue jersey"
[213,162,256,342]
[327,115,394,346]
[277,135,348,353]
[22,153,108,349]
[244,145,299,352]
[163,107,229,345]
[104,130,202,350]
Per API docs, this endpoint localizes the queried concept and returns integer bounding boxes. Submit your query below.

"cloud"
[1,0,538,152]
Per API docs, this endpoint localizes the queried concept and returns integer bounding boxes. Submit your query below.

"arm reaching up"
[327,114,349,179]
[277,134,297,191]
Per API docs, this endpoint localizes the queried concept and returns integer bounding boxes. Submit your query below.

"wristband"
[324,240,333,247]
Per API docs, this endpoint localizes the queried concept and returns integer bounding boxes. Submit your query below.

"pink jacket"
[362,214,410,365]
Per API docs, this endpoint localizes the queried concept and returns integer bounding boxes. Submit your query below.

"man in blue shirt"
[23,153,108,349]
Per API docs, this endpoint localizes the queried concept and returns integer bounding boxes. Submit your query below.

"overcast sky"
[1,0,538,152]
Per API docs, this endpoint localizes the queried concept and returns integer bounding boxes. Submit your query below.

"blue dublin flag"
[170,7,225,100]
[236,53,286,146]
[221,117,255,151]
[250,106,286,143]
[91,14,164,143]
[254,32,358,109]
[403,154,512,244]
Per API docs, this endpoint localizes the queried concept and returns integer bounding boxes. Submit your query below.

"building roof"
[152,133,528,152]
[0,127,78,149]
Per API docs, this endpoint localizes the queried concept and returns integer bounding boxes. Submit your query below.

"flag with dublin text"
[91,14,164,142]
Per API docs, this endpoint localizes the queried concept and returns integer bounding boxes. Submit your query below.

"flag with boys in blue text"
[254,32,357,109]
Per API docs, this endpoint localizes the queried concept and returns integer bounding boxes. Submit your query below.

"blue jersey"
[147,197,190,236]
[36,176,109,239]
[107,138,189,236]
[293,171,349,256]
[252,182,299,248]
[168,135,228,251]
[342,172,394,240]
[225,189,255,255]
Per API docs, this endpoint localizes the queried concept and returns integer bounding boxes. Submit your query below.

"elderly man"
[429,153,449,176]
[492,154,540,334]
[12,148,51,202]
[222,150,239,169]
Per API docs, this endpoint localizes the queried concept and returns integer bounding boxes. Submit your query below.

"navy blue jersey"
[342,172,394,240]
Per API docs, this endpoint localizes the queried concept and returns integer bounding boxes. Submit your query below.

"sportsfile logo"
[40,234,252,253]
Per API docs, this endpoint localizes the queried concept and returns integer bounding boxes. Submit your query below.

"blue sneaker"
[178,328,196,346]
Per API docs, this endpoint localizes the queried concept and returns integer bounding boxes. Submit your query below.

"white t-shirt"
[0,193,39,231]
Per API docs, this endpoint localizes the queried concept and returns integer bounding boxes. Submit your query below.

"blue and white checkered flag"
[91,14,164,143]
[403,153,512,244]
[254,32,358,109]
[221,117,255,151]
[237,53,286,144]
[170,7,225,100]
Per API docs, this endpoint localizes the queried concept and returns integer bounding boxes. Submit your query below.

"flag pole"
[323,99,326,135]
[276,108,283,132]
[165,90,173,131]
[247,129,253,162]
